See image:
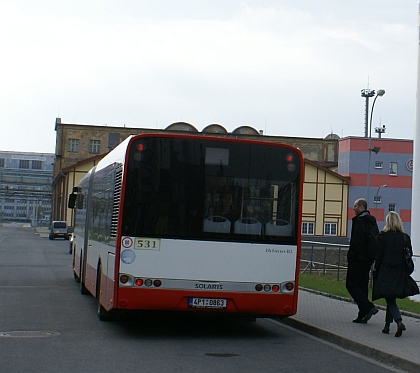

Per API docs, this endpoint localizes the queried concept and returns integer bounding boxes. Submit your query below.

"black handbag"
[401,272,420,298]
[403,233,415,275]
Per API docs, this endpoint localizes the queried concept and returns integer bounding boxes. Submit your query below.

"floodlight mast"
[365,89,385,207]
[361,89,376,138]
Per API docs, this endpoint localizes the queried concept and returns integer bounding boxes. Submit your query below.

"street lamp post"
[365,89,385,207]
[361,89,376,137]
[375,184,387,218]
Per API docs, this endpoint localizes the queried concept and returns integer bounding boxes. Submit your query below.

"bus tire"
[96,264,116,321]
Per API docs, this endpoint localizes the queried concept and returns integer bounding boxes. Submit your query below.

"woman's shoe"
[395,319,406,337]
[382,322,390,334]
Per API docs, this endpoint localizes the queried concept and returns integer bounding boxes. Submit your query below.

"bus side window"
[77,194,84,209]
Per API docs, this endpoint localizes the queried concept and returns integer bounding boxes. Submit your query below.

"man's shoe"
[352,316,367,323]
[361,307,378,323]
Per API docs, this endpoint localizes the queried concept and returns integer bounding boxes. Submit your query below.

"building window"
[389,203,396,212]
[324,223,337,236]
[68,139,79,152]
[375,161,383,169]
[0,158,4,167]
[302,222,314,235]
[373,195,382,204]
[108,133,120,151]
[19,160,29,169]
[31,160,42,170]
[389,162,397,175]
[89,140,101,154]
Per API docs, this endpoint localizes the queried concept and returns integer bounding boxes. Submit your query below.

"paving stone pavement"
[281,289,420,373]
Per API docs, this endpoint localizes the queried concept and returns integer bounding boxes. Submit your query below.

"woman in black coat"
[372,211,419,337]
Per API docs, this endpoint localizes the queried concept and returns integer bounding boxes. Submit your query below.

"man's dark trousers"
[346,259,375,317]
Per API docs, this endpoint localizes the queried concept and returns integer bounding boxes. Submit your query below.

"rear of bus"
[115,134,302,318]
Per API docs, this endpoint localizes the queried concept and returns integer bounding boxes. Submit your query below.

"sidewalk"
[35,227,49,238]
[281,289,420,373]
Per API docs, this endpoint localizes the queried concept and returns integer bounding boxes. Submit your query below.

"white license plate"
[188,298,227,309]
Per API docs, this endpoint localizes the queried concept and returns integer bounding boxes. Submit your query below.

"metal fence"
[300,240,349,281]
[300,240,420,282]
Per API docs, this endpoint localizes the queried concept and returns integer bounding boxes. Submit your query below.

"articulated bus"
[68,133,303,320]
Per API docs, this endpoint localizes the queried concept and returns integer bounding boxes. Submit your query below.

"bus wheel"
[96,265,116,321]
[80,258,89,295]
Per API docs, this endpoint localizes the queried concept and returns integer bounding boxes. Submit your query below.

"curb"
[279,317,420,373]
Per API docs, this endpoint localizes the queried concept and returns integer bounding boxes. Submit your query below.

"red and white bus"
[68,133,303,320]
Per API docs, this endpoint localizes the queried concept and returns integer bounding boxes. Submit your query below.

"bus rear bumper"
[116,287,297,317]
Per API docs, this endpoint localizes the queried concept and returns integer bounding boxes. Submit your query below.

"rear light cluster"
[119,274,162,288]
[255,282,294,293]
[286,153,296,172]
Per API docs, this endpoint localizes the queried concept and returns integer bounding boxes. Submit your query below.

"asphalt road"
[0,223,407,373]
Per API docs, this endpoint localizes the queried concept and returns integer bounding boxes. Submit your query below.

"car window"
[53,222,67,228]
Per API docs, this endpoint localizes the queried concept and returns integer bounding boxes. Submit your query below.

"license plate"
[188,298,227,309]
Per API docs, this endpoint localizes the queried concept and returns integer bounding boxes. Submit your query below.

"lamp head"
[377,89,385,96]
[361,89,376,98]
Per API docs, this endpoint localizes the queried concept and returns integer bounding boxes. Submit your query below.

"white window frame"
[302,222,314,235]
[324,222,337,236]
[68,139,79,152]
[389,203,396,212]
[373,195,382,204]
[389,162,397,176]
[374,161,383,169]
[89,140,101,154]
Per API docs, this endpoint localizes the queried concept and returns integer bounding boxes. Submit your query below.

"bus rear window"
[122,137,301,244]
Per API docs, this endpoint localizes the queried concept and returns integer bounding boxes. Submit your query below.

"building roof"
[304,158,350,182]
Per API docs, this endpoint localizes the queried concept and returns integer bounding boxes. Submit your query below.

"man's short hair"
[355,198,367,210]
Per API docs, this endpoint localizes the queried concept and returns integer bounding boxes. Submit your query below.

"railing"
[301,240,420,282]
[300,240,349,281]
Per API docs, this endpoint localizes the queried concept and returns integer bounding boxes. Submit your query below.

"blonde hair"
[383,211,404,233]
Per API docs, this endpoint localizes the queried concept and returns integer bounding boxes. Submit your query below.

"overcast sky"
[1,0,419,153]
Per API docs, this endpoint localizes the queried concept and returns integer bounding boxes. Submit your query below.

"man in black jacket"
[346,198,379,323]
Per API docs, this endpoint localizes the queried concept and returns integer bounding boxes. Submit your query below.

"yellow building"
[302,159,349,239]
[54,154,104,226]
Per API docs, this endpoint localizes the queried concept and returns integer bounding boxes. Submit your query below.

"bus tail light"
[255,282,294,293]
[281,282,295,293]
[129,278,162,287]
[120,275,131,285]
